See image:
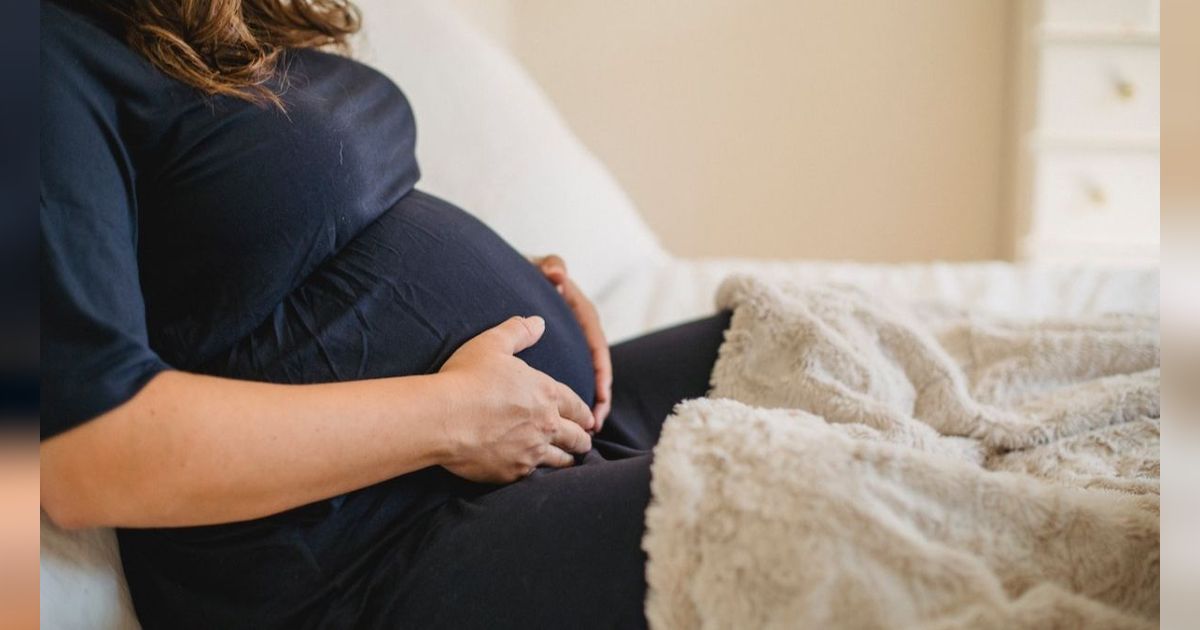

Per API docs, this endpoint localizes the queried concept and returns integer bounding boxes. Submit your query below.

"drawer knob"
[1084,182,1108,207]
[1114,78,1136,101]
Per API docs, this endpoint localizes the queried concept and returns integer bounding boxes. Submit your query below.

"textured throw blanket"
[643,276,1159,630]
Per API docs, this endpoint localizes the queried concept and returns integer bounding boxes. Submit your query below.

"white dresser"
[1010,0,1160,264]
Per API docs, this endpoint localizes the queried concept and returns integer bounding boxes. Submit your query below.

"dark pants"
[366,311,732,629]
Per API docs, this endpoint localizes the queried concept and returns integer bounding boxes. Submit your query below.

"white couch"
[39,2,1158,627]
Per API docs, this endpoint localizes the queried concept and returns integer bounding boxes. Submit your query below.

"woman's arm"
[41,316,594,530]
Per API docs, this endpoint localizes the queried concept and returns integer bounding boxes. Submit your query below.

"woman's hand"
[437,316,595,484]
[530,255,613,431]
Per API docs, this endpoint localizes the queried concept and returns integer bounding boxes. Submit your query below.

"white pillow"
[354,0,667,297]
[40,514,139,630]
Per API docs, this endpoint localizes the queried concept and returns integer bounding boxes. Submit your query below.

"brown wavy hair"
[100,0,361,110]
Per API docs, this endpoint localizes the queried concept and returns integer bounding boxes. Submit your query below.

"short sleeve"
[40,6,170,439]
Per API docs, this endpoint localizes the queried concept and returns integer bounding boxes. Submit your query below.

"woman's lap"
[369,455,654,628]
[372,311,732,628]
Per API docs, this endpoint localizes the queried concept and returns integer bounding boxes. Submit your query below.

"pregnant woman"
[40,1,730,628]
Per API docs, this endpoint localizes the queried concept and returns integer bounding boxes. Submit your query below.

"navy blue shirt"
[41,1,594,626]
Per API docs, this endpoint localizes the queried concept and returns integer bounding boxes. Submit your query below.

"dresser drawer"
[1042,0,1159,31]
[1037,43,1159,139]
[1030,151,1159,244]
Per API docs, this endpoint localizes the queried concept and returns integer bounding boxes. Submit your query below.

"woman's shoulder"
[286,46,411,106]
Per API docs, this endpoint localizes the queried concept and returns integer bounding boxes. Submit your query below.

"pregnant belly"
[198,189,595,406]
[118,191,595,623]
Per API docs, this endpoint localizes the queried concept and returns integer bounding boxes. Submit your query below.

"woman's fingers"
[535,255,568,288]
[536,254,566,276]
[485,315,546,355]
[539,445,575,469]
[551,416,592,455]
[554,380,594,432]
[560,279,604,345]
[591,387,612,431]
[589,331,613,428]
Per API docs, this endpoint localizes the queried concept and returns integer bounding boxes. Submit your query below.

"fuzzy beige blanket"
[642,277,1160,630]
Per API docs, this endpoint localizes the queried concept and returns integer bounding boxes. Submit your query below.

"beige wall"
[453,1,1014,261]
